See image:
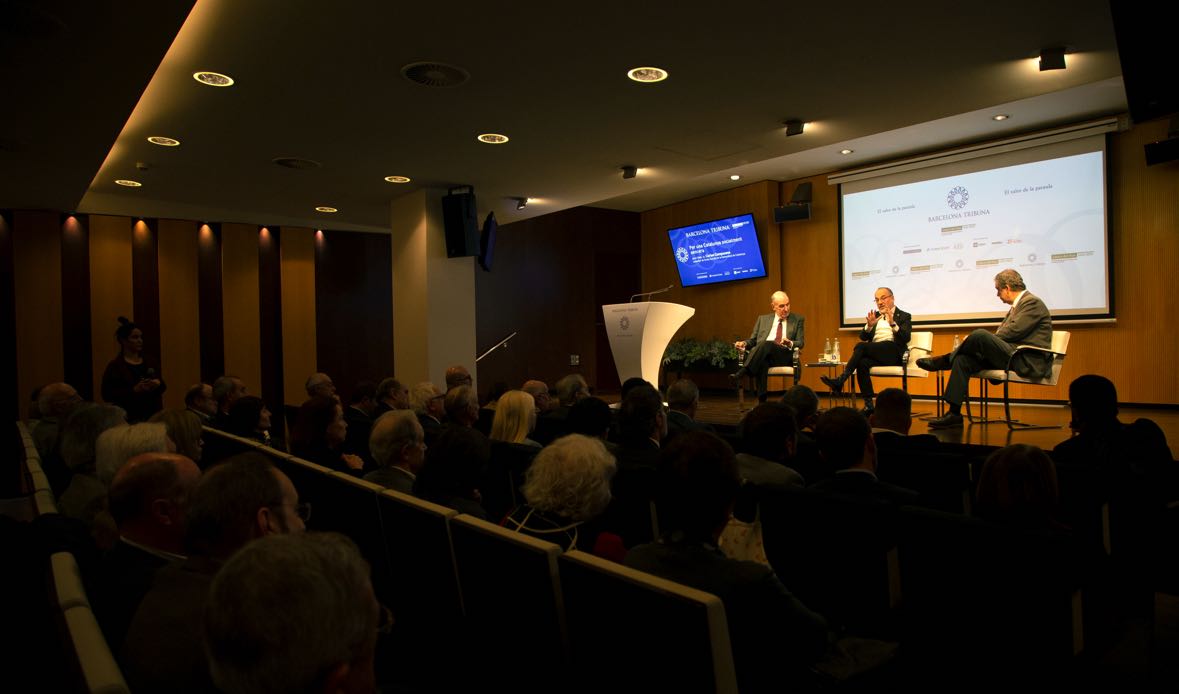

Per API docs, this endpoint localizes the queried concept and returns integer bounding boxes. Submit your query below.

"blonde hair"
[150,409,203,463]
[489,390,536,444]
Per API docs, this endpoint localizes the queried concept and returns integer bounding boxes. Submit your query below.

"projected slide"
[668,213,768,288]
[841,150,1107,324]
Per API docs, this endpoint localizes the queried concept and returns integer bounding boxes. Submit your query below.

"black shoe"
[729,370,746,386]
[927,412,964,428]
[861,405,875,416]
[820,374,847,393]
[916,354,952,371]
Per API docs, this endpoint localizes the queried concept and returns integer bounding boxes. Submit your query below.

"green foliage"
[662,337,740,369]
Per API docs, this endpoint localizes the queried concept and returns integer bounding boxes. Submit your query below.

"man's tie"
[775,319,783,343]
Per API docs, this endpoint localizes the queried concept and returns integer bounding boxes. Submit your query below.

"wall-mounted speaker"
[773,203,811,222]
[442,188,479,257]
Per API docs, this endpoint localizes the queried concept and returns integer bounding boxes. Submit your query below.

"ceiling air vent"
[401,62,470,88]
[272,157,322,170]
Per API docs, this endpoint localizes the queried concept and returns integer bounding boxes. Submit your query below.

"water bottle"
[823,338,831,363]
[832,338,841,363]
[953,334,961,352]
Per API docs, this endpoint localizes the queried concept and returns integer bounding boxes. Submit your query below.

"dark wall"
[315,230,394,402]
[474,206,641,399]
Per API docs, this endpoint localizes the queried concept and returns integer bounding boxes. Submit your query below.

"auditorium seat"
[49,551,129,694]
[967,330,1071,430]
[876,451,975,515]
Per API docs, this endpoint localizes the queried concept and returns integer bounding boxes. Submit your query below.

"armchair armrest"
[1002,343,1065,372]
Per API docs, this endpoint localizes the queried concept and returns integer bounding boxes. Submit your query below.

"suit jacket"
[735,452,805,490]
[810,469,920,506]
[665,409,714,438]
[743,313,805,351]
[859,307,912,347]
[996,291,1053,378]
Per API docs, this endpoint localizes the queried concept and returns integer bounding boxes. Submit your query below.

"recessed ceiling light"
[730,175,741,181]
[315,206,338,213]
[384,175,411,183]
[840,148,854,155]
[193,71,234,87]
[115,179,142,187]
[992,114,1010,121]
[477,133,509,144]
[147,136,180,147]
[627,67,669,83]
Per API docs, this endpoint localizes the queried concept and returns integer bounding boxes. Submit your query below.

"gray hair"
[95,422,171,486]
[369,410,423,469]
[994,268,1026,291]
[60,403,127,472]
[37,382,80,419]
[204,532,376,694]
[666,378,700,411]
[410,382,442,415]
[376,377,404,401]
[212,376,244,407]
[444,385,478,421]
[522,434,616,521]
[555,374,589,406]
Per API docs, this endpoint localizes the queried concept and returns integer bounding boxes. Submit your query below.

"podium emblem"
[619,316,630,330]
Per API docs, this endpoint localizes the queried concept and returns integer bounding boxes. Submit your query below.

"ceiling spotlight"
[992,114,1010,121]
[621,165,638,179]
[147,136,180,147]
[839,148,854,155]
[730,174,741,181]
[384,175,411,183]
[115,179,142,187]
[315,206,338,213]
[1038,47,1066,71]
[627,66,669,83]
[193,71,234,87]
[515,197,528,210]
[784,119,805,137]
[477,133,509,144]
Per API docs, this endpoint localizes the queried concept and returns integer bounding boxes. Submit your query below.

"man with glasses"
[821,287,911,413]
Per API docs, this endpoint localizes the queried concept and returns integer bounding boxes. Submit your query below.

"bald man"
[732,291,806,403]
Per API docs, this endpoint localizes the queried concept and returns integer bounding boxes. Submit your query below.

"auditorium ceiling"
[1,0,1128,233]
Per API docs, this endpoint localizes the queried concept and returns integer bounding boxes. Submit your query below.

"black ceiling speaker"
[773,182,812,222]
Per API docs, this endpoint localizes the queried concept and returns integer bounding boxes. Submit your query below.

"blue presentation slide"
[668,213,767,288]
[841,150,1107,323]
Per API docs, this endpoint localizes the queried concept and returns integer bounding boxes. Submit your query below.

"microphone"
[629,284,674,302]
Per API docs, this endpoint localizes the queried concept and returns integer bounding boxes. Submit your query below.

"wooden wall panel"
[280,227,317,407]
[258,227,285,418]
[0,212,17,422]
[221,223,262,396]
[640,182,782,347]
[197,223,225,382]
[13,210,64,414]
[131,219,162,371]
[157,219,202,411]
[88,215,134,403]
[60,214,93,400]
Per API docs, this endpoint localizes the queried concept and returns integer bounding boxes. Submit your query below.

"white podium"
[602,302,695,386]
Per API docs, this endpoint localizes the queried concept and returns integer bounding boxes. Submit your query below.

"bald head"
[108,452,201,554]
[38,382,81,419]
[770,291,790,320]
[522,380,555,413]
[445,365,473,391]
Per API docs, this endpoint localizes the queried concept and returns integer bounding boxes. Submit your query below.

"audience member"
[810,407,919,506]
[737,403,804,489]
[225,395,273,446]
[606,384,666,547]
[211,375,247,428]
[665,378,714,438]
[567,396,615,445]
[31,381,84,493]
[184,383,217,423]
[57,406,129,541]
[445,364,473,391]
[365,411,426,494]
[305,372,337,400]
[203,533,380,694]
[444,384,481,428]
[122,454,306,693]
[374,377,410,415]
[489,390,541,447]
[290,396,365,474]
[975,444,1064,530]
[410,381,446,446]
[624,431,829,691]
[522,379,556,414]
[343,381,379,466]
[100,316,166,423]
[504,434,623,559]
[414,425,490,519]
[869,388,939,454]
[555,373,590,407]
[96,421,174,486]
[149,408,205,463]
[781,384,825,483]
[92,452,200,649]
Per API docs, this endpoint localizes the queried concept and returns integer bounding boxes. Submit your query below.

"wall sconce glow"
[839,148,854,155]
[991,114,1010,121]
[315,206,338,213]
[193,71,234,87]
[477,133,510,144]
[115,179,142,187]
[730,175,741,181]
[384,175,412,183]
[627,67,669,83]
[147,136,180,147]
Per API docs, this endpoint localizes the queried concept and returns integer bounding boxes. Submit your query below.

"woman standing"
[101,316,165,423]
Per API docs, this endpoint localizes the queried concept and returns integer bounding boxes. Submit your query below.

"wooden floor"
[690,392,1179,453]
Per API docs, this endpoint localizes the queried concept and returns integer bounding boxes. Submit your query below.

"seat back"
[558,550,738,694]
[49,552,130,694]
[1044,330,1071,385]
[906,331,934,366]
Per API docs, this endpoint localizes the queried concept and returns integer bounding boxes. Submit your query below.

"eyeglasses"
[376,602,395,635]
[874,295,893,303]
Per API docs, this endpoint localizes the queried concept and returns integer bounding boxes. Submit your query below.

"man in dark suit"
[665,378,714,439]
[732,291,805,403]
[810,407,919,506]
[918,269,1052,428]
[869,388,940,455]
[342,381,378,467]
[821,287,911,413]
[410,381,446,446]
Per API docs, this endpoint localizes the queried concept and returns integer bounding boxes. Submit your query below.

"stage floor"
[689,392,1179,453]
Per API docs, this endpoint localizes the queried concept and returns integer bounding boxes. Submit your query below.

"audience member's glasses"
[377,602,395,634]
[295,502,312,522]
